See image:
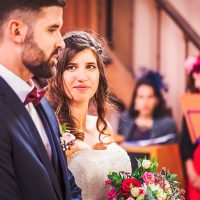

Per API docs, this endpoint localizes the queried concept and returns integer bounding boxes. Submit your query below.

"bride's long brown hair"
[48,31,111,142]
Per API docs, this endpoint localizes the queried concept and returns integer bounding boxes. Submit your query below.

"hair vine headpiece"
[184,56,200,74]
[136,67,168,92]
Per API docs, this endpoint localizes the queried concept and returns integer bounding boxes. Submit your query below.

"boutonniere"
[60,123,76,151]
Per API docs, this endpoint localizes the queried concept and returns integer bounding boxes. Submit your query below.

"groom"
[0,1,81,200]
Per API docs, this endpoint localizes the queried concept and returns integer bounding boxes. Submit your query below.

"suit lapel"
[35,104,59,173]
[0,77,63,199]
[40,99,72,199]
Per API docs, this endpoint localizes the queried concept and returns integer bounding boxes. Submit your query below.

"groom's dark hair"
[0,0,66,38]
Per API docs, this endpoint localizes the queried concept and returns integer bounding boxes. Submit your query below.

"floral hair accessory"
[105,157,185,200]
[184,56,200,74]
[136,67,168,92]
[60,123,76,151]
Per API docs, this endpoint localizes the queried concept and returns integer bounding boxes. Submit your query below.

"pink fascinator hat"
[184,56,200,74]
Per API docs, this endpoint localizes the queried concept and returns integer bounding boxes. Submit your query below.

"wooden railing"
[156,0,200,50]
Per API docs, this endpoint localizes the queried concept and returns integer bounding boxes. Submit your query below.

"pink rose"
[142,172,155,184]
[108,188,117,200]
[105,179,112,186]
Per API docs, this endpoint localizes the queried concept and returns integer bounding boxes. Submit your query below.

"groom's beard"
[22,30,59,78]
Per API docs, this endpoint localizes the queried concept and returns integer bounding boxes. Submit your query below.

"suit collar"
[0,66,34,102]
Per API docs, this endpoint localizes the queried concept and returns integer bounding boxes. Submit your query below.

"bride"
[48,31,132,200]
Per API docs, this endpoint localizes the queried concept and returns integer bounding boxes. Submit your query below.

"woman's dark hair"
[129,79,171,119]
[48,31,111,141]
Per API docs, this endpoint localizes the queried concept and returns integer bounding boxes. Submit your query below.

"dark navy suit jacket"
[0,77,82,200]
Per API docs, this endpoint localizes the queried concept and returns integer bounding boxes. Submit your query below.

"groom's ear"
[8,19,28,44]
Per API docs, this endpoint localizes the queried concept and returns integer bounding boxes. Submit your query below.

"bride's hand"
[66,140,92,157]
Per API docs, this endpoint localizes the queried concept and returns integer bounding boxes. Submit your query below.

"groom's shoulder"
[40,98,57,119]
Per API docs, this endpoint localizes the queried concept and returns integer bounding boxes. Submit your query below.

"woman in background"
[48,31,131,200]
[180,56,200,200]
[118,68,178,145]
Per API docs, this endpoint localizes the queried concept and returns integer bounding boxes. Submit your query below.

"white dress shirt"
[0,64,52,159]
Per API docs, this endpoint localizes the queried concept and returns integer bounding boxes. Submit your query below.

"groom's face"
[22,6,65,78]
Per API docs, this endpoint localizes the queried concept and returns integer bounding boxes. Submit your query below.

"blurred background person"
[180,55,200,200]
[118,68,178,145]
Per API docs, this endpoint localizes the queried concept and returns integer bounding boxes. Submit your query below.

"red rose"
[120,178,141,197]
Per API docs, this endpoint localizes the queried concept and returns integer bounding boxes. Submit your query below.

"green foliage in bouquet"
[108,172,123,188]
[132,157,158,182]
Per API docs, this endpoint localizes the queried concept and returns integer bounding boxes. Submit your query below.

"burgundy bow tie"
[24,87,47,106]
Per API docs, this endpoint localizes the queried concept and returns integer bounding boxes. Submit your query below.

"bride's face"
[62,48,100,104]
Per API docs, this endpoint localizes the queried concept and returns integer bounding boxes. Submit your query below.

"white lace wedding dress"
[68,143,132,200]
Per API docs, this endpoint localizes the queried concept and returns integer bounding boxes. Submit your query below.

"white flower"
[142,183,147,194]
[148,183,157,191]
[136,194,145,200]
[131,187,140,197]
[142,159,151,169]
[156,191,167,200]
[147,184,167,200]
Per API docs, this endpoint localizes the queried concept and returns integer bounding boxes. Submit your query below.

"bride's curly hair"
[48,31,111,141]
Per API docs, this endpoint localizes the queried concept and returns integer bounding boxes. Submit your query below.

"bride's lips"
[73,85,90,91]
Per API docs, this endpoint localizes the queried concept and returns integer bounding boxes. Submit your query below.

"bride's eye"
[65,65,77,71]
[86,64,97,70]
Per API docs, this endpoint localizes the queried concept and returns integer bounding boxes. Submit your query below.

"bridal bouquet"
[105,157,185,200]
